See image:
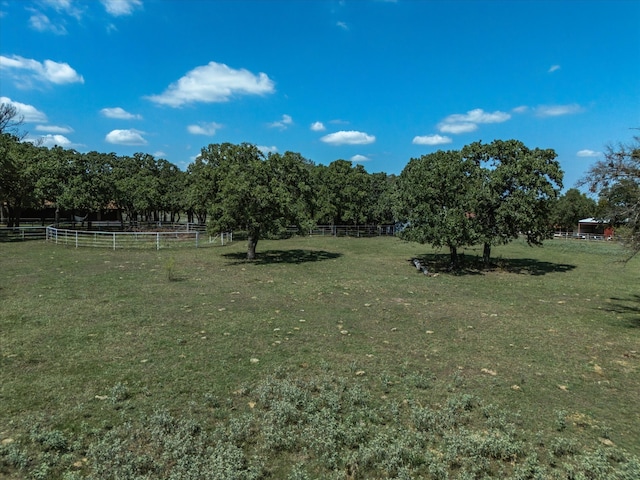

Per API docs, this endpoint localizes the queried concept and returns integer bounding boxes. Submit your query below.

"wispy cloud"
[351,154,370,162]
[105,128,147,145]
[0,96,47,123]
[321,130,375,146]
[269,114,293,129]
[336,21,349,30]
[40,0,85,20]
[35,124,73,134]
[548,64,561,73]
[577,149,601,157]
[412,134,452,146]
[535,104,583,117]
[187,121,223,136]
[100,107,142,120]
[146,61,275,107]
[101,0,143,17]
[28,11,67,34]
[438,108,511,134]
[0,55,84,86]
[310,121,326,132]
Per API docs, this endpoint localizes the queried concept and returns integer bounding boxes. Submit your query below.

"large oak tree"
[200,143,313,259]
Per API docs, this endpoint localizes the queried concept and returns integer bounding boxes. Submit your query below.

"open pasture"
[1,237,638,478]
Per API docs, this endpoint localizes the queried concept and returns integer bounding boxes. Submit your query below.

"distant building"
[577,218,614,239]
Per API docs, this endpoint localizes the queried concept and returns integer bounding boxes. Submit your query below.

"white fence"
[553,232,613,241]
[45,226,232,250]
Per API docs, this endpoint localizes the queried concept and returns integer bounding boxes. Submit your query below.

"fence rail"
[0,226,48,241]
[45,226,231,250]
[553,231,613,241]
[305,224,397,237]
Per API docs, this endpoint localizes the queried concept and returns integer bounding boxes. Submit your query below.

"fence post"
[113,232,116,250]
[76,231,78,248]
[156,232,160,250]
[195,231,199,248]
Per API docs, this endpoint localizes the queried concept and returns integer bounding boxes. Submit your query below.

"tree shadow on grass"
[412,253,576,276]
[603,294,640,328]
[223,249,342,265]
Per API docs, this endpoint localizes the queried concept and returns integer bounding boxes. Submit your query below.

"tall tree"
[112,153,161,224]
[58,151,114,228]
[551,188,597,231]
[157,159,186,223]
[313,160,371,226]
[0,134,39,226]
[581,135,640,257]
[396,149,478,268]
[368,172,397,225]
[203,143,313,259]
[462,140,563,266]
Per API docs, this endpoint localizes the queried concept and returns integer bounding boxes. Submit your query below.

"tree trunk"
[449,245,458,269]
[247,226,260,260]
[483,242,492,268]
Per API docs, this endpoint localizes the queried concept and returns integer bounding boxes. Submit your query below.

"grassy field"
[1,236,638,479]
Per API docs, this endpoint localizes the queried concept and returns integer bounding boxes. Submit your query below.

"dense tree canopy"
[396,149,478,267]
[0,129,591,270]
[462,140,563,266]
[200,143,314,259]
[552,188,597,231]
[0,133,40,226]
[396,140,563,268]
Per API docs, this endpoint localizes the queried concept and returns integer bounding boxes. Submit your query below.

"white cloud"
[105,129,147,145]
[439,122,478,134]
[535,104,583,117]
[577,149,601,158]
[35,124,73,134]
[412,134,452,146]
[258,145,278,154]
[38,134,73,148]
[146,61,275,107]
[310,121,326,132]
[321,130,376,145]
[548,65,561,73]
[0,96,47,123]
[29,12,67,34]
[438,108,510,134]
[0,55,84,85]
[337,21,349,30]
[351,154,369,162]
[512,105,528,114]
[100,107,142,120]
[153,151,166,158]
[101,0,142,16]
[269,114,293,129]
[187,122,223,136]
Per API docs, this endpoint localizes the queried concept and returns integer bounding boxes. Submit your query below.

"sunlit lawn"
[1,236,638,478]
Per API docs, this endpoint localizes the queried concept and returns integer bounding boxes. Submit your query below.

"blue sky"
[1,0,639,190]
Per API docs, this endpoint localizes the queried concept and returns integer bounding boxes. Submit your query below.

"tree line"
[1,103,637,264]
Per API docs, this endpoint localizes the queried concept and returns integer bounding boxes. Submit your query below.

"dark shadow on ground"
[223,249,342,265]
[604,294,640,328]
[411,253,576,276]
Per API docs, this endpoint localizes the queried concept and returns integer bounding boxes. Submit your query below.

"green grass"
[1,236,639,478]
